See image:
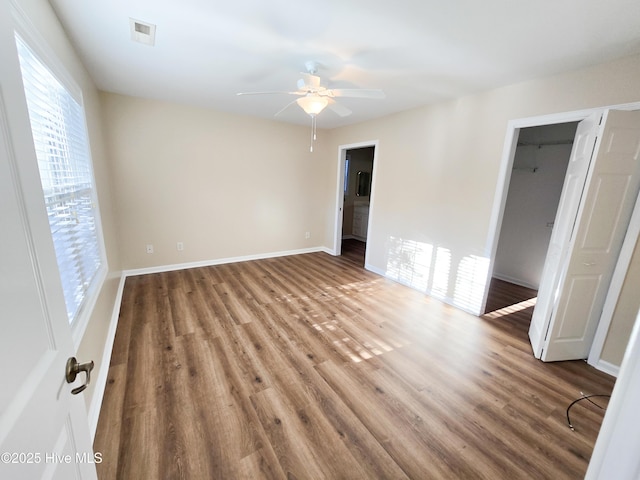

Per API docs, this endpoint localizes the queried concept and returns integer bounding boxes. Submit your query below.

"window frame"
[12,7,108,349]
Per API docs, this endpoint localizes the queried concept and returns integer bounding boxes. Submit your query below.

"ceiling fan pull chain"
[310,116,314,152]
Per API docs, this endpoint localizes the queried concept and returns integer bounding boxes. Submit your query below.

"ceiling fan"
[237,61,385,151]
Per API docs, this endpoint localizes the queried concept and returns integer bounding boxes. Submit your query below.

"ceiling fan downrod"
[309,115,317,153]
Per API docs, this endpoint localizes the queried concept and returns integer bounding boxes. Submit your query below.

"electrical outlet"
[177,242,184,251]
[146,244,154,254]
[305,231,310,239]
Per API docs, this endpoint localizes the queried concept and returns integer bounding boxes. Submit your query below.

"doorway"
[341,146,374,265]
[487,122,578,315]
[333,141,378,265]
[485,107,640,370]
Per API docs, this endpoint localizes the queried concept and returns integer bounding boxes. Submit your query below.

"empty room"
[3,0,640,478]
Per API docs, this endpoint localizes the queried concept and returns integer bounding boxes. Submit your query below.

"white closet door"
[529,113,600,357]
[541,109,640,361]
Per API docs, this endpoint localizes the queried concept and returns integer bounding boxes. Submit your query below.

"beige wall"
[601,237,640,366]
[15,0,121,414]
[326,53,640,356]
[101,92,332,269]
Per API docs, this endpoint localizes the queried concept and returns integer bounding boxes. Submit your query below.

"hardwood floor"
[484,277,538,314]
[95,252,614,479]
[341,238,366,266]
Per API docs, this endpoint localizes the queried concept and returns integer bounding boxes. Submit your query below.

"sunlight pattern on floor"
[483,297,537,319]
[312,318,404,363]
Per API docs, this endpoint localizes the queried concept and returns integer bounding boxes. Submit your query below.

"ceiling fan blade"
[327,99,352,117]
[327,89,386,99]
[274,98,301,117]
[236,91,302,96]
[298,73,321,89]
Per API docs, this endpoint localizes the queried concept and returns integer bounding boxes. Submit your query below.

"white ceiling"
[49,0,640,128]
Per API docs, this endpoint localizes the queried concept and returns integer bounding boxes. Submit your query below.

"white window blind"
[15,34,103,325]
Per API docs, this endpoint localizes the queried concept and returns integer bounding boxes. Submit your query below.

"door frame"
[585,309,640,479]
[332,140,379,264]
[587,191,640,376]
[482,101,640,360]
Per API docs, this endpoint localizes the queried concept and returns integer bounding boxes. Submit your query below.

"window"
[15,33,104,327]
[344,155,350,194]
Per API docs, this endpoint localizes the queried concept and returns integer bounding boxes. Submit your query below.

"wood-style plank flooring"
[95,248,614,479]
[484,277,538,315]
[341,238,366,267]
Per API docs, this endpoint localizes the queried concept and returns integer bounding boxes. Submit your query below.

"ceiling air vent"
[129,18,156,46]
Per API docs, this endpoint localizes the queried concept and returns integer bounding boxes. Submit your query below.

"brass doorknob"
[65,357,94,395]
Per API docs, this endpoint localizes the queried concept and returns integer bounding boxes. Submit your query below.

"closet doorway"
[486,122,578,316]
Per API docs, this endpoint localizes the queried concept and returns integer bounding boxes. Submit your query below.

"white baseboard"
[364,262,384,276]
[122,246,330,277]
[88,272,126,440]
[591,358,620,378]
[491,272,538,291]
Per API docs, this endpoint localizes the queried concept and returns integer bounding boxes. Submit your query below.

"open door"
[530,109,640,361]
[0,104,97,480]
[529,113,600,356]
[0,3,97,477]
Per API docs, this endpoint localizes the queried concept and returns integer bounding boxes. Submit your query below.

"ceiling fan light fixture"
[236,63,383,152]
[296,95,328,116]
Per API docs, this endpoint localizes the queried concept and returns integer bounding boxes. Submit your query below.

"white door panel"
[555,275,600,338]
[0,115,96,480]
[0,1,96,477]
[529,113,601,357]
[579,175,632,251]
[541,109,640,361]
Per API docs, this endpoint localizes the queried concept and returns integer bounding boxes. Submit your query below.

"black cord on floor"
[566,393,611,431]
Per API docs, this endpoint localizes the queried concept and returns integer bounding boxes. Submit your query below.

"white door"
[530,109,640,361]
[0,2,97,477]
[542,110,640,361]
[529,113,600,356]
